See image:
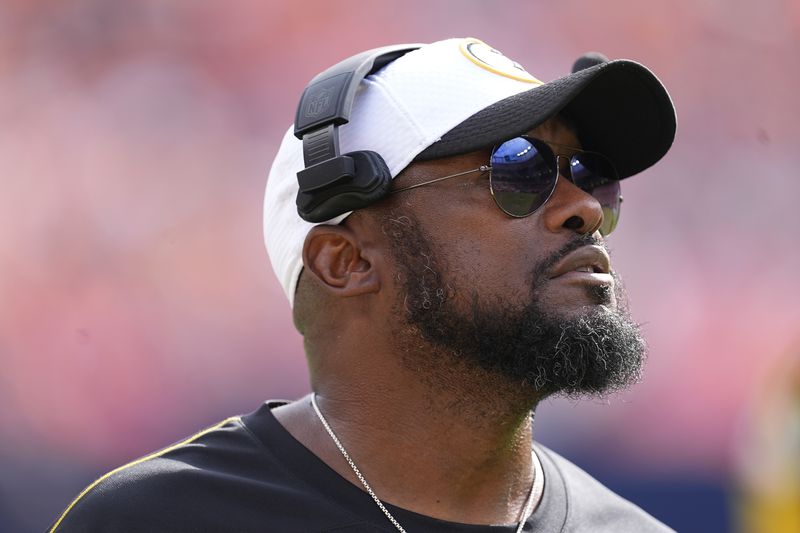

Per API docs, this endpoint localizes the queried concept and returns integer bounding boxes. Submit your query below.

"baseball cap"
[264,37,676,306]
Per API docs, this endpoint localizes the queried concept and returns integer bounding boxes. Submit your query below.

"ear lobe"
[303,225,380,297]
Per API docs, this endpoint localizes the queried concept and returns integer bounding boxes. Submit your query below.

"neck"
[276,342,541,525]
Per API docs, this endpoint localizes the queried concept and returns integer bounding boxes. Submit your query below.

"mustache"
[531,233,605,283]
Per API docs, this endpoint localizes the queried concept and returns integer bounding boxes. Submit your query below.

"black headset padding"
[294,44,422,223]
[295,150,391,223]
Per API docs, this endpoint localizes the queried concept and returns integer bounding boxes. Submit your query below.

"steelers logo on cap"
[459,38,542,84]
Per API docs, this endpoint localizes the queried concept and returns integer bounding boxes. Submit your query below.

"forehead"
[525,116,581,150]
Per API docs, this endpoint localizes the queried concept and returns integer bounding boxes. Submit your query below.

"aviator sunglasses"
[392,136,623,235]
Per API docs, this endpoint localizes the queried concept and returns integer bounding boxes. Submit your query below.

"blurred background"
[1,1,799,531]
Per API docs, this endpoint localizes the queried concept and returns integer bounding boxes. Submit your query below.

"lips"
[548,245,611,279]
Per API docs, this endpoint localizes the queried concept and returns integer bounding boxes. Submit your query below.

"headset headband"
[293,44,422,222]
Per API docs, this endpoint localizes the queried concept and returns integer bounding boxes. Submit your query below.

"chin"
[586,283,616,305]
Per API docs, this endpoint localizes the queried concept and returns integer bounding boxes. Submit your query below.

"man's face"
[376,117,646,397]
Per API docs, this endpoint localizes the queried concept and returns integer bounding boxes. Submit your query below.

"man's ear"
[302,225,380,298]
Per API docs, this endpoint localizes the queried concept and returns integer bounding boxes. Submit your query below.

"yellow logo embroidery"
[459,38,542,84]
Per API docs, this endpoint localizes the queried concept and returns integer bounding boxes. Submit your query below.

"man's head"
[265,37,675,400]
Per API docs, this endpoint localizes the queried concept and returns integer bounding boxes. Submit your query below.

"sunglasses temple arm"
[390,165,491,194]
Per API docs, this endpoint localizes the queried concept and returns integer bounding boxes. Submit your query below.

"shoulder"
[49,415,263,532]
[49,402,369,533]
[535,444,675,532]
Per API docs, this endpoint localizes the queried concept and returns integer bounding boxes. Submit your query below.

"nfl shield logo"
[304,88,332,118]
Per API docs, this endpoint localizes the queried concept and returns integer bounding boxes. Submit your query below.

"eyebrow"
[540,139,583,152]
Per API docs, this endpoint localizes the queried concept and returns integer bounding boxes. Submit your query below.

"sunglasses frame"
[391,136,622,233]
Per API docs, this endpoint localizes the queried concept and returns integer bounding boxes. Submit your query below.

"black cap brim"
[415,59,676,179]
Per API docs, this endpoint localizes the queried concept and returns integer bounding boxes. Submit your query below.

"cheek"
[391,180,553,301]
[431,216,550,303]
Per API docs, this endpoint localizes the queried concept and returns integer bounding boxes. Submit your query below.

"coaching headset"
[293,44,422,223]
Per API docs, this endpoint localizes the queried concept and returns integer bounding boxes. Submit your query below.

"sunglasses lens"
[569,152,621,235]
[490,138,557,217]
[592,182,621,235]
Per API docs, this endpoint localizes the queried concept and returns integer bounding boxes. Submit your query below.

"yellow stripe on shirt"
[50,416,241,532]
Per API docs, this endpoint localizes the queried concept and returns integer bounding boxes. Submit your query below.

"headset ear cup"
[295,150,393,223]
[348,150,392,203]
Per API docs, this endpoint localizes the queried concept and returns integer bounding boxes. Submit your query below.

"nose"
[541,175,604,234]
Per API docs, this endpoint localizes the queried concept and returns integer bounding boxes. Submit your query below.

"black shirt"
[50,401,672,532]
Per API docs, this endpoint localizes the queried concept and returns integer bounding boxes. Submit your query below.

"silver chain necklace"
[311,393,540,533]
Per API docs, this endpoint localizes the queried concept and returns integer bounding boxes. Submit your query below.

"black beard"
[384,215,646,398]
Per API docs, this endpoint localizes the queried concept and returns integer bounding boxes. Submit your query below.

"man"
[50,38,676,532]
